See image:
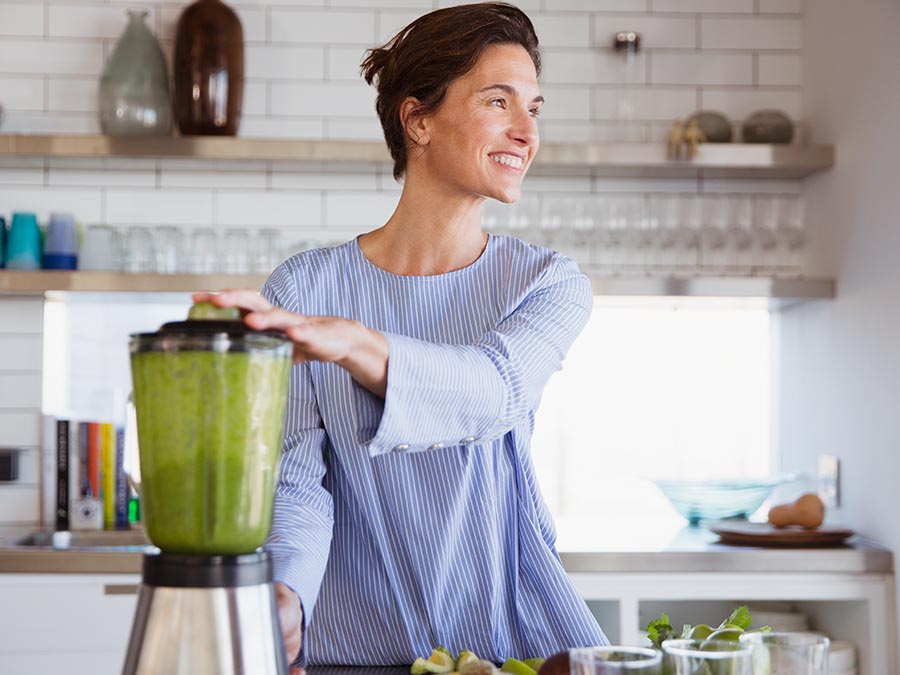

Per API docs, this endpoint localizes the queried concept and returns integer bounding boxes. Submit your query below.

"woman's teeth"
[490,154,524,169]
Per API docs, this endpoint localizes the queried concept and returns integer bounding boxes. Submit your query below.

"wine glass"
[739,632,829,675]
[570,646,663,674]
[662,639,753,675]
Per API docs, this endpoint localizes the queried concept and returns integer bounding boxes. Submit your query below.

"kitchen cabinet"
[0,572,139,675]
[574,571,895,675]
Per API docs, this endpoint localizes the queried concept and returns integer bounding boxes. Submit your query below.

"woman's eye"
[529,107,542,118]
[490,98,506,108]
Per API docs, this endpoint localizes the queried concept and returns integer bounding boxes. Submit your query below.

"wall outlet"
[818,454,841,508]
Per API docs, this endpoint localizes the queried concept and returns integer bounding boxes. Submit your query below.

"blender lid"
[133,319,289,341]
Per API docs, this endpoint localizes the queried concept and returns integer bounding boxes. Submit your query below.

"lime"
[523,657,545,670]
[702,627,744,649]
[456,651,480,668]
[499,658,537,675]
[187,301,240,321]
[411,649,456,674]
[688,624,714,640]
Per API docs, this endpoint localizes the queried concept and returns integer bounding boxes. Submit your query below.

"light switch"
[818,454,840,508]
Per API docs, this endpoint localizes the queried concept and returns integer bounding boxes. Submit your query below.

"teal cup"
[6,212,42,270]
[0,216,7,268]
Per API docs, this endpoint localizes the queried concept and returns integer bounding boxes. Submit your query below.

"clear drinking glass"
[678,195,702,272]
[253,228,282,274]
[728,195,755,274]
[188,227,220,274]
[570,646,662,674]
[223,228,250,274]
[662,639,753,675]
[739,632,829,675]
[700,195,730,273]
[153,225,183,274]
[123,227,156,273]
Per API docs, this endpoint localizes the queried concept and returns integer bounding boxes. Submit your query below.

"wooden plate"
[706,521,854,546]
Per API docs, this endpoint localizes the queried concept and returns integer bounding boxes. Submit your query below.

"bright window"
[531,298,772,524]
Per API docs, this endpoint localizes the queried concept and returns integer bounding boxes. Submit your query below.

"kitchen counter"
[307,669,407,675]
[0,518,892,574]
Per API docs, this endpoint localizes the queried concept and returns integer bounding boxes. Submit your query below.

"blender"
[122,304,293,675]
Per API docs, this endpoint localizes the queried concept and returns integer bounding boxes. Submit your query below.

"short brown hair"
[360,2,541,180]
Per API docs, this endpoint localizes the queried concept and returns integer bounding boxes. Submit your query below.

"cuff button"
[391,443,410,453]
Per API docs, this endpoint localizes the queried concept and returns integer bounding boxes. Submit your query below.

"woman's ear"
[400,96,430,146]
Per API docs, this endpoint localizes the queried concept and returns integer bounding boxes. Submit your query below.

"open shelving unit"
[0,134,834,178]
[0,133,837,305]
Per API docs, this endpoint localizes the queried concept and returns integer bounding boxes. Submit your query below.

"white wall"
[776,0,900,648]
[0,0,804,526]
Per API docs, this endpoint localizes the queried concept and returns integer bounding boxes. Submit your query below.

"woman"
[200,2,608,669]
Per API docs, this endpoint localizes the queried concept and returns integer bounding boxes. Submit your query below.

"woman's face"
[416,43,543,204]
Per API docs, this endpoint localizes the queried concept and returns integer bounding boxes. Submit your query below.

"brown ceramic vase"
[173,0,244,136]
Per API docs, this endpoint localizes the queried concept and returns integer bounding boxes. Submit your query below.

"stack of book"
[53,419,131,531]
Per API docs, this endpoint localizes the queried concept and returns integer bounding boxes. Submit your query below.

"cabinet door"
[0,573,139,675]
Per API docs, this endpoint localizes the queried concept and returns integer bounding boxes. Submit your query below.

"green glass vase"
[98,10,172,136]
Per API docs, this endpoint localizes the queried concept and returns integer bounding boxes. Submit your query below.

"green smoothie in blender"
[130,307,292,555]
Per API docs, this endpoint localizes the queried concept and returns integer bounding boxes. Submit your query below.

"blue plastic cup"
[43,212,78,270]
[6,212,42,270]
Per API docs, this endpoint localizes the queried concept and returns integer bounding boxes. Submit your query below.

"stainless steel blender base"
[122,553,288,675]
[123,583,287,675]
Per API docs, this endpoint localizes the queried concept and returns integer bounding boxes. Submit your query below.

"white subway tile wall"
[0,299,43,524]
[0,1,804,525]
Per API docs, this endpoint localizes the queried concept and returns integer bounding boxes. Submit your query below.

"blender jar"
[130,317,292,555]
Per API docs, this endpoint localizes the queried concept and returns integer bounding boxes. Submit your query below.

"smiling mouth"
[489,153,525,170]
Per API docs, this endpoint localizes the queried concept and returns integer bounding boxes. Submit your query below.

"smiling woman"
[201,3,610,670]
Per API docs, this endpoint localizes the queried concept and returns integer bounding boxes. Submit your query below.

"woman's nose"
[509,108,539,147]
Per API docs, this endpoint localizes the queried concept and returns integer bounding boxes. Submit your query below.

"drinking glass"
[80,225,117,271]
[650,194,682,274]
[506,195,540,240]
[253,228,282,274]
[725,195,755,273]
[739,632,829,675]
[775,195,805,273]
[188,227,220,274]
[595,197,628,273]
[6,212,42,270]
[123,227,156,273]
[153,225,183,274]
[538,196,568,248]
[680,195,703,272]
[570,646,662,674]
[43,212,79,270]
[700,195,730,273]
[662,639,753,675]
[754,196,781,273]
[223,228,250,274]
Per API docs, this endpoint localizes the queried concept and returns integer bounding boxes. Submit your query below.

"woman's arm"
[193,290,389,397]
[197,254,591,455]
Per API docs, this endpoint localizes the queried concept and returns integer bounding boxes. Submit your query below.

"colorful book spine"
[100,422,116,530]
[114,426,129,529]
[77,422,90,498]
[55,419,69,531]
[87,422,101,499]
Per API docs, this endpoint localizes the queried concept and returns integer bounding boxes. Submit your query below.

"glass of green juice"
[129,310,292,555]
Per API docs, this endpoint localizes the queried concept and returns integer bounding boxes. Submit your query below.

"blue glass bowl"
[655,476,798,525]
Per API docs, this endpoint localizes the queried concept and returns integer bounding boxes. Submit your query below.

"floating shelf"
[0,270,835,308]
[0,134,834,178]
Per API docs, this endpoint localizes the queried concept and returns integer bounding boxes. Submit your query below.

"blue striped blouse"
[262,234,608,666]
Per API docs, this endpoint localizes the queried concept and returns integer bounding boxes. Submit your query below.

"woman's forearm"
[338,322,389,398]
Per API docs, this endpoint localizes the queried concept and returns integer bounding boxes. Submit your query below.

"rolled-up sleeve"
[262,268,334,631]
[365,255,592,455]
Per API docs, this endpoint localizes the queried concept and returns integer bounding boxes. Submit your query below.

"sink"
[13,529,152,550]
